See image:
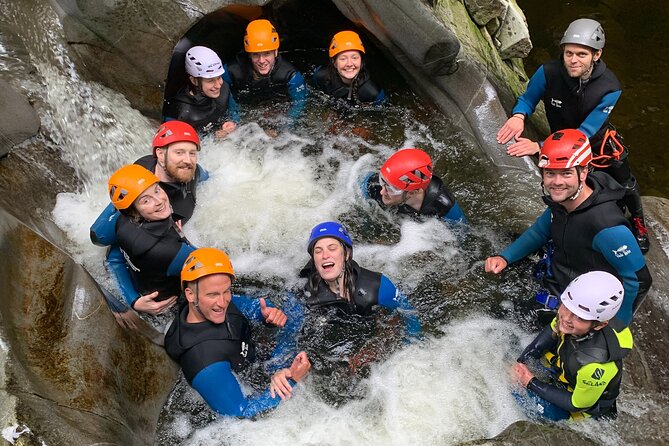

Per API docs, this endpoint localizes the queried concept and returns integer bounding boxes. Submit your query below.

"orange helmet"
[152,120,200,156]
[107,164,159,210]
[329,30,365,58]
[538,129,592,169]
[380,148,433,192]
[181,247,235,289]
[244,19,280,53]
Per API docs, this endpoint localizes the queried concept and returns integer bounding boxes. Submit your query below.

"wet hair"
[120,205,144,224]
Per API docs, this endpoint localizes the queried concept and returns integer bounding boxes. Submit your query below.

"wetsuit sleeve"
[266,293,305,373]
[442,202,467,224]
[222,65,232,86]
[578,90,621,138]
[231,295,265,322]
[105,245,140,307]
[373,89,386,106]
[511,65,546,118]
[287,71,308,121]
[166,243,197,277]
[517,323,558,363]
[227,92,241,123]
[312,66,325,90]
[196,164,209,182]
[191,361,290,418]
[499,209,552,264]
[90,203,120,246]
[377,275,422,339]
[592,225,651,326]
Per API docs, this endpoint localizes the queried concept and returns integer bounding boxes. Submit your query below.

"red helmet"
[152,121,200,156]
[380,148,433,192]
[538,129,592,169]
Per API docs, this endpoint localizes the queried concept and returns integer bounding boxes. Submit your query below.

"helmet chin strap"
[191,281,206,318]
[541,169,585,203]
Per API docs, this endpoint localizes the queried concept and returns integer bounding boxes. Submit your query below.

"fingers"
[270,370,293,400]
[260,298,267,313]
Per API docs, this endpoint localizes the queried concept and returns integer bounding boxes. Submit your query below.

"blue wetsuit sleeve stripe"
[267,293,305,372]
[378,275,422,338]
[592,225,646,325]
[231,295,264,322]
[90,203,120,246]
[373,89,386,106]
[360,172,375,199]
[222,65,232,85]
[191,361,284,418]
[442,202,467,224]
[228,93,241,123]
[578,90,621,138]
[500,209,552,264]
[196,164,209,182]
[166,244,197,277]
[287,72,307,121]
[105,245,140,307]
[512,66,546,117]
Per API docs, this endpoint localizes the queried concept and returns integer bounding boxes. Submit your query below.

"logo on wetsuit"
[240,341,249,358]
[591,367,605,380]
[550,98,562,108]
[612,245,631,258]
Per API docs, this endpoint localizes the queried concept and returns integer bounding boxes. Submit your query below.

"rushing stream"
[1,0,667,445]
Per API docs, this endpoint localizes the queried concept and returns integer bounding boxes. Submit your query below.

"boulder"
[494,2,532,59]
[0,80,40,157]
[464,0,508,27]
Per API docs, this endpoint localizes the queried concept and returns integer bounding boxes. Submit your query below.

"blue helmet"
[307,221,353,254]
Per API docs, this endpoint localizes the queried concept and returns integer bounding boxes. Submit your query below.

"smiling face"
[562,43,601,79]
[133,183,171,221]
[557,303,596,336]
[334,50,362,83]
[249,50,277,76]
[312,237,347,282]
[185,273,233,324]
[156,141,198,183]
[190,75,223,98]
[542,167,586,203]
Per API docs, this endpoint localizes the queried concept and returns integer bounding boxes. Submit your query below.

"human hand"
[270,368,294,400]
[512,362,534,387]
[215,121,237,138]
[133,291,177,315]
[484,256,508,274]
[497,115,525,144]
[260,298,287,327]
[289,351,311,383]
[506,137,540,157]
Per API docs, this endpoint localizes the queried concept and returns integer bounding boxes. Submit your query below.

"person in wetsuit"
[485,129,651,326]
[513,271,632,421]
[103,163,196,313]
[164,247,311,417]
[496,18,649,253]
[223,19,307,125]
[312,30,385,106]
[90,121,206,314]
[163,46,239,137]
[361,148,466,224]
[300,221,421,339]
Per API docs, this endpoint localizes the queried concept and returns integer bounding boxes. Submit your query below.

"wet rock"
[460,420,598,445]
[464,0,508,26]
[495,2,532,59]
[0,207,178,445]
[0,80,40,157]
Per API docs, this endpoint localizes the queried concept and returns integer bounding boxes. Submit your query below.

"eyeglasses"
[379,174,404,196]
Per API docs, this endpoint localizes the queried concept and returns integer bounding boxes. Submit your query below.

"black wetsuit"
[312,65,384,105]
[115,214,194,300]
[163,84,236,135]
[363,172,466,223]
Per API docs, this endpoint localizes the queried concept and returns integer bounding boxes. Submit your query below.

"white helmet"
[185,46,224,78]
[560,271,624,322]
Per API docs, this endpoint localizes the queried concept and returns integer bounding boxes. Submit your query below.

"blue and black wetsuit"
[300,259,421,339]
[223,54,307,121]
[163,83,240,135]
[312,64,385,106]
[89,160,206,307]
[513,58,646,248]
[361,172,466,224]
[498,172,651,326]
[164,295,303,417]
[517,317,632,420]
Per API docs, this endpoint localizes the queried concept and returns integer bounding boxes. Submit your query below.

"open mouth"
[321,261,336,272]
